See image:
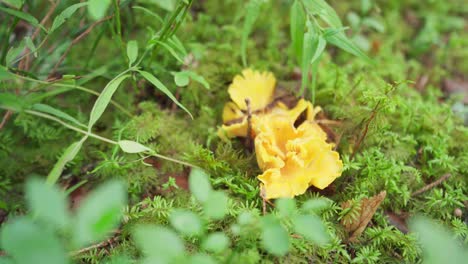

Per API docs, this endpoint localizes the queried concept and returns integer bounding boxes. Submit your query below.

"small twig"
[0,110,13,130]
[245,98,253,150]
[52,16,113,73]
[412,173,451,197]
[350,100,381,161]
[71,230,121,256]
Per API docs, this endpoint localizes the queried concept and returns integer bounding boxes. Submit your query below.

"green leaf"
[202,232,230,253]
[87,0,111,20]
[24,36,36,57]
[276,198,297,217]
[151,40,185,64]
[26,178,70,229]
[132,6,163,24]
[0,66,13,81]
[188,253,217,264]
[32,103,87,128]
[203,191,228,220]
[292,214,330,245]
[325,32,371,62]
[189,168,212,203]
[2,0,23,9]
[301,198,331,213]
[151,0,176,11]
[261,216,290,256]
[169,210,203,236]
[138,70,193,118]
[172,71,190,87]
[74,180,127,247]
[409,216,468,264]
[310,35,326,65]
[88,74,129,129]
[50,2,88,33]
[118,140,150,153]
[241,0,261,66]
[187,71,210,89]
[0,93,26,111]
[0,217,68,264]
[133,225,184,262]
[290,0,306,63]
[301,27,318,94]
[126,40,138,65]
[5,40,25,67]
[302,0,342,28]
[0,6,46,32]
[46,137,86,185]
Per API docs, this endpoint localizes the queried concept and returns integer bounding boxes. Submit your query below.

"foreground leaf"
[133,225,184,262]
[341,191,386,242]
[26,178,70,229]
[261,216,289,256]
[293,214,330,245]
[0,217,68,264]
[188,168,212,203]
[409,216,468,264]
[74,180,127,247]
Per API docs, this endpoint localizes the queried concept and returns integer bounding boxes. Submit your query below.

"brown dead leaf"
[341,191,387,243]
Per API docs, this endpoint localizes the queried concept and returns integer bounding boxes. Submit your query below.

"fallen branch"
[71,230,121,256]
[412,173,451,197]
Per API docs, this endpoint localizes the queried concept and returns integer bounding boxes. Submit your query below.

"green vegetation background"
[0,0,467,263]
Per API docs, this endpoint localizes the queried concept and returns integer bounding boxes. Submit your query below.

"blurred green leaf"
[2,0,23,9]
[133,225,184,262]
[241,0,261,66]
[149,0,176,11]
[88,0,111,20]
[188,253,217,264]
[26,178,70,229]
[0,217,68,264]
[118,140,150,153]
[302,0,342,28]
[172,71,190,87]
[409,216,468,264]
[47,137,87,185]
[0,66,13,81]
[74,180,127,247]
[290,0,306,63]
[301,198,331,213]
[261,216,289,256]
[293,214,330,245]
[88,74,129,129]
[169,210,203,236]
[189,168,212,203]
[202,232,230,253]
[126,40,138,65]
[276,198,297,217]
[0,6,46,32]
[325,32,371,62]
[301,26,317,94]
[203,191,228,220]
[0,93,26,111]
[50,2,88,33]
[138,70,193,119]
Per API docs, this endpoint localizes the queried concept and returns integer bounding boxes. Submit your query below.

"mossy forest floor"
[0,0,467,263]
